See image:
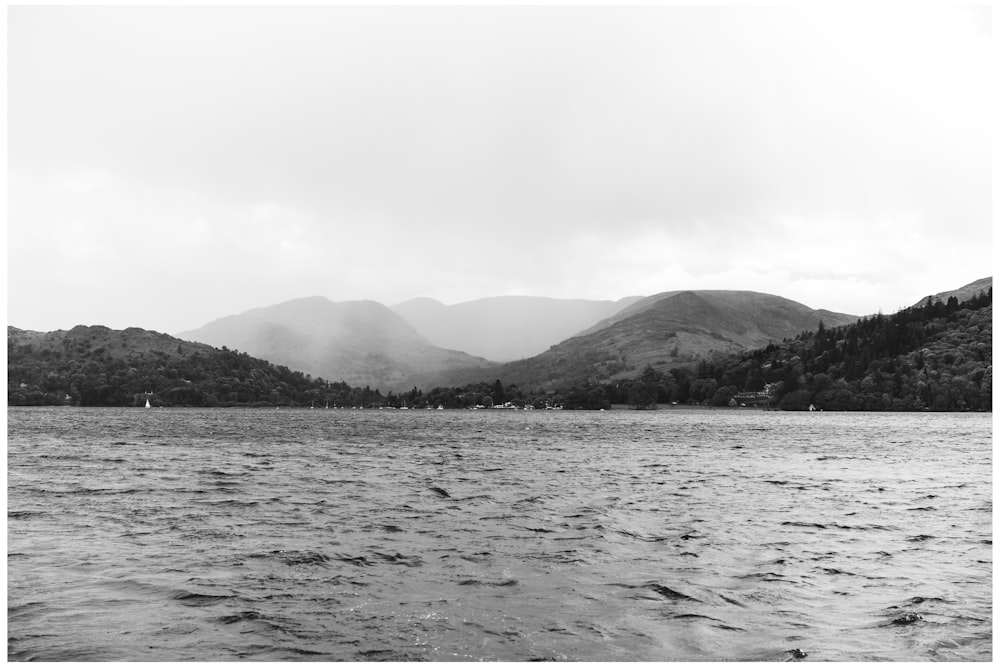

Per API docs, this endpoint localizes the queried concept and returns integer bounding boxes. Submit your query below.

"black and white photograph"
[7,2,993,662]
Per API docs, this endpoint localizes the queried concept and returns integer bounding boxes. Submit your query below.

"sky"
[7,3,995,335]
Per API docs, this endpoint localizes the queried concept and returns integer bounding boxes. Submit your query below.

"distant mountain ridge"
[423,290,859,390]
[577,290,854,339]
[171,280,987,392]
[178,297,495,390]
[391,295,643,362]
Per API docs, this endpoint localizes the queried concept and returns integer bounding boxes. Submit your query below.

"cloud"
[7,5,993,333]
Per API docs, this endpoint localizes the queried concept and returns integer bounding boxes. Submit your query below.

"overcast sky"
[8,3,994,335]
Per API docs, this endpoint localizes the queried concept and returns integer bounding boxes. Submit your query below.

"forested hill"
[609,288,992,411]
[7,325,372,407]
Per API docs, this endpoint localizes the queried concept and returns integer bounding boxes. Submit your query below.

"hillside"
[391,295,643,362]
[7,325,335,407]
[605,285,992,411]
[913,276,992,308]
[178,297,495,391]
[431,290,858,390]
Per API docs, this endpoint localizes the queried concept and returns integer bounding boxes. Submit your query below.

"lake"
[7,407,992,661]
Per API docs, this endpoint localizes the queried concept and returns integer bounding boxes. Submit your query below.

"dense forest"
[7,289,991,411]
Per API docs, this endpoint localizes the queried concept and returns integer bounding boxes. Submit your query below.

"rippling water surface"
[7,407,992,661]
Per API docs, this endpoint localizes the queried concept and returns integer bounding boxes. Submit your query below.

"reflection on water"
[7,407,992,661]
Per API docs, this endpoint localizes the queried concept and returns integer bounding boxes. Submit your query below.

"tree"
[780,389,814,411]
[627,384,655,409]
[491,379,506,404]
[710,385,739,407]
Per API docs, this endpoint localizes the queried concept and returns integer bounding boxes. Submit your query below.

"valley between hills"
[8,278,992,411]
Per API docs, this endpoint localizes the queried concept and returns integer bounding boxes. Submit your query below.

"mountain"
[429,290,859,390]
[177,296,495,390]
[655,283,991,411]
[7,324,338,407]
[391,295,643,362]
[913,277,992,309]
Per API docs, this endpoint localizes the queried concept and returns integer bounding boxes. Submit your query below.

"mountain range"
[177,287,882,391]
[10,277,991,405]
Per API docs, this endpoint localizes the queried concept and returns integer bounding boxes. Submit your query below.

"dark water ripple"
[7,407,992,661]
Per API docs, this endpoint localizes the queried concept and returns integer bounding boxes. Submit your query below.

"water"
[7,407,992,661]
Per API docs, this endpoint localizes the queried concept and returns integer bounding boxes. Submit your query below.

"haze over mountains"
[178,288,873,391]
[390,295,644,362]
[178,297,495,390]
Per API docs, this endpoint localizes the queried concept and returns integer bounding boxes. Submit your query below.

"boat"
[145,398,151,409]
